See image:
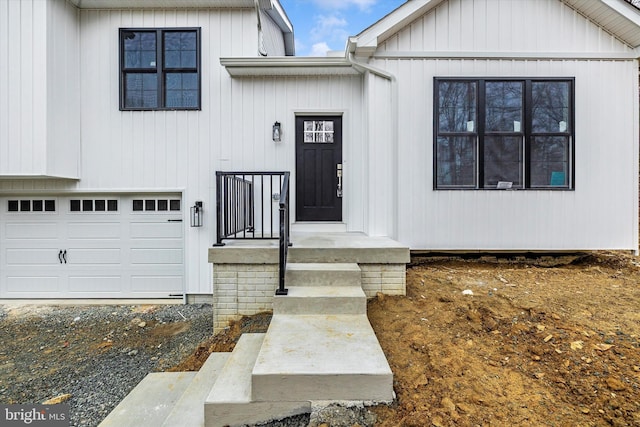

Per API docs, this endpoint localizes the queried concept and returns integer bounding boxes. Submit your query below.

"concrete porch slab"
[252,314,394,402]
[209,232,410,265]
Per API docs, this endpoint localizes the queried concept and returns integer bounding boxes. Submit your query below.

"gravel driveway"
[0,303,213,427]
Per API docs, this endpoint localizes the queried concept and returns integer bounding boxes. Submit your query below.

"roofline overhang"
[220,57,361,77]
[258,0,295,56]
[69,0,256,8]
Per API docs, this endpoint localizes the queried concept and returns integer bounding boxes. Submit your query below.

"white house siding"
[74,7,262,295]
[366,0,639,251]
[220,75,367,232]
[0,0,80,178]
[377,0,634,54]
[259,9,286,56]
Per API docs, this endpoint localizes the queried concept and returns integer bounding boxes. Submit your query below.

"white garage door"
[0,195,184,298]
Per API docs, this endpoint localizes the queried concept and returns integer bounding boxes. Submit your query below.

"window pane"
[158,200,168,211]
[170,200,181,211]
[145,200,156,211]
[8,200,18,212]
[70,200,81,212]
[133,200,143,211]
[123,31,156,69]
[95,200,106,211]
[165,73,198,108]
[32,200,43,211]
[438,81,476,133]
[45,200,55,212]
[164,31,196,68]
[20,200,30,211]
[483,136,523,188]
[532,81,570,133]
[485,82,523,132]
[83,200,93,211]
[436,136,476,187]
[108,200,118,211]
[125,73,158,108]
[530,136,569,187]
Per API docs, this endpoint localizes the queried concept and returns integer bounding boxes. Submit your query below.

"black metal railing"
[276,173,290,295]
[215,171,291,294]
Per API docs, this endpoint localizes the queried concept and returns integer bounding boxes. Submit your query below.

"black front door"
[295,116,342,221]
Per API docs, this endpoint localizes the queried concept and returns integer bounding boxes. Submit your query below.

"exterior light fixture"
[191,201,203,227]
[272,121,281,142]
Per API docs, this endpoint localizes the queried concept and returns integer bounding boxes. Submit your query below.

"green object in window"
[550,171,566,186]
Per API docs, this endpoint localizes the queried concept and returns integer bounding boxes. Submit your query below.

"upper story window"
[434,78,574,190]
[120,28,201,111]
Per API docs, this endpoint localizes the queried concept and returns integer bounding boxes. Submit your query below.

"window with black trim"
[69,199,119,212]
[120,28,201,110]
[434,78,574,190]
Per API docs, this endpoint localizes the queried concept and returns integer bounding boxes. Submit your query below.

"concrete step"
[273,286,366,315]
[161,353,231,427]
[285,262,361,287]
[204,333,310,427]
[99,371,196,427]
[252,314,394,402]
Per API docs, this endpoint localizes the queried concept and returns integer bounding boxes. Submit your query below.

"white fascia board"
[70,0,254,9]
[603,0,640,26]
[260,0,295,56]
[350,0,446,57]
[220,57,361,77]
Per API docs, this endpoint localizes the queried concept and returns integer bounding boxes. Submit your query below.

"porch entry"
[295,116,343,222]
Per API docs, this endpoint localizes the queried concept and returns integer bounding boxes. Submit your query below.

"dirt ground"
[179,251,640,427]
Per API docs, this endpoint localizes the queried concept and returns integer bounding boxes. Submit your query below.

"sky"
[279,0,406,56]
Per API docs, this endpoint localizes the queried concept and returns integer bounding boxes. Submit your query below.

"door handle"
[336,163,343,198]
[58,250,63,264]
[62,250,67,264]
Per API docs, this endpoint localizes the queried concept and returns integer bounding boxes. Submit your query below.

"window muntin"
[120,28,200,111]
[434,78,574,190]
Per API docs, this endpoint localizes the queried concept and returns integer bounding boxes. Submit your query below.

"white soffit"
[220,57,361,77]
[562,0,640,48]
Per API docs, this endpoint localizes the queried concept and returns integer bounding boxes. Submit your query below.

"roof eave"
[220,57,361,77]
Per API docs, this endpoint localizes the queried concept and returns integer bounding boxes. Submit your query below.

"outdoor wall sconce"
[272,121,281,142]
[191,201,203,227]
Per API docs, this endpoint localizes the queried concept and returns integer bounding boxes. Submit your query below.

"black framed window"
[434,78,574,190]
[120,28,201,111]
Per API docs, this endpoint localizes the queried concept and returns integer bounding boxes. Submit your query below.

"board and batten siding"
[367,0,639,251]
[377,0,635,54]
[259,9,286,56]
[220,75,367,232]
[0,0,80,178]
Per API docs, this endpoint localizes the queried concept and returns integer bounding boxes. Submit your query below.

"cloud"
[310,13,349,43]
[308,42,331,57]
[311,0,377,11]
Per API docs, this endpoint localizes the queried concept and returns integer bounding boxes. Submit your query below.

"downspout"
[346,51,400,239]
[254,0,268,56]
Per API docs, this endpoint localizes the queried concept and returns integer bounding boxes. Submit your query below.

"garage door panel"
[6,276,60,293]
[67,222,122,239]
[6,248,62,265]
[130,248,183,265]
[65,249,121,265]
[5,222,59,239]
[130,222,183,239]
[131,276,182,292]
[68,276,122,292]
